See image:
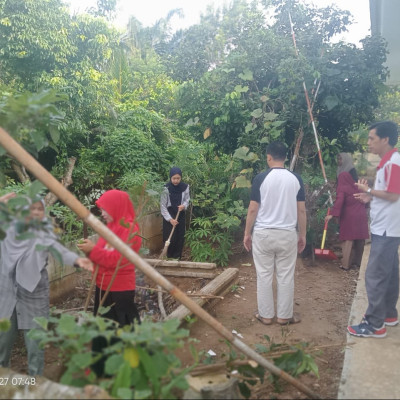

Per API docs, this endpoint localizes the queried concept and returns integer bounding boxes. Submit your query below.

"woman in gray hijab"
[0,195,93,376]
[325,153,369,270]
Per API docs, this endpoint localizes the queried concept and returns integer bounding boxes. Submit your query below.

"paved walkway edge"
[338,244,400,399]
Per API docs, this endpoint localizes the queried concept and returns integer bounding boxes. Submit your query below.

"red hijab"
[96,190,139,243]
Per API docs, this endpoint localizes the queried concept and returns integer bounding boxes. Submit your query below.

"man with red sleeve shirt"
[348,121,400,338]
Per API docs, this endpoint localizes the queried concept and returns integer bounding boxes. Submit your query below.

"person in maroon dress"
[325,153,369,270]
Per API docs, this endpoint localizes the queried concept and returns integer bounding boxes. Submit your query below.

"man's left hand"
[297,236,306,254]
[243,234,252,252]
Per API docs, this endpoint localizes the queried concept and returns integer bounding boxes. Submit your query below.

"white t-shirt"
[370,150,400,236]
[250,168,305,231]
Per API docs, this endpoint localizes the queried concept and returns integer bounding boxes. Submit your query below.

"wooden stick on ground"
[135,285,224,299]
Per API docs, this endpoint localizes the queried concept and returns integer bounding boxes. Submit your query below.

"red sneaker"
[384,317,399,327]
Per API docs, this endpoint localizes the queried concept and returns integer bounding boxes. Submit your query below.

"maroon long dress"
[331,172,369,240]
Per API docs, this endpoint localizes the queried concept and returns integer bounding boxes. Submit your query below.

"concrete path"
[338,244,400,399]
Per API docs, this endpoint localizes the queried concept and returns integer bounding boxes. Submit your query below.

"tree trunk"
[45,157,76,206]
[10,159,30,183]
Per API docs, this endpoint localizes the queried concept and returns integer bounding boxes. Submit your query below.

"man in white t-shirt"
[243,141,306,325]
[348,121,400,338]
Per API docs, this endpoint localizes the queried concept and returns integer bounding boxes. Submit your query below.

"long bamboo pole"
[288,12,333,206]
[0,128,319,399]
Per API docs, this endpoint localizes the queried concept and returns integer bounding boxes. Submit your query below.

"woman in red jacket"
[78,189,142,375]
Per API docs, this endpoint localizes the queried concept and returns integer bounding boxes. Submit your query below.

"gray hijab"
[0,200,59,292]
[336,153,355,177]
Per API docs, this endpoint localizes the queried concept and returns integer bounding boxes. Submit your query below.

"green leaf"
[134,388,152,399]
[234,85,249,93]
[245,123,256,133]
[238,69,253,81]
[263,112,278,121]
[238,381,251,399]
[71,352,92,368]
[57,314,77,335]
[49,124,60,143]
[30,131,48,151]
[233,146,250,160]
[234,175,251,188]
[111,361,132,398]
[136,346,160,386]
[250,108,263,118]
[254,344,269,353]
[28,181,45,198]
[8,196,30,208]
[33,317,48,331]
[324,95,340,111]
[0,319,11,332]
[117,388,134,399]
[105,354,125,375]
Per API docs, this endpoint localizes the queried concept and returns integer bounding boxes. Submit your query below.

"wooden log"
[155,268,217,279]
[145,259,216,270]
[166,268,239,321]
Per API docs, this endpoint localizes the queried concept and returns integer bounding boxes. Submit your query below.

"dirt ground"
[174,249,359,399]
[9,244,359,399]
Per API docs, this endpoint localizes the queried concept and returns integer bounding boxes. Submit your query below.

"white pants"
[252,228,298,319]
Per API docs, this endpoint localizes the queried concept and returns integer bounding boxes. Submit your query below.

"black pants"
[163,210,186,259]
[91,287,141,376]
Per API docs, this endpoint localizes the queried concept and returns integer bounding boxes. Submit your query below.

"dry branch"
[45,157,76,206]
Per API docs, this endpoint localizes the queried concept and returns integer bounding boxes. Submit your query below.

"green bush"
[29,311,196,399]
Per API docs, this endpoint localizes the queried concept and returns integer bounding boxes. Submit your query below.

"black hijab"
[166,167,188,209]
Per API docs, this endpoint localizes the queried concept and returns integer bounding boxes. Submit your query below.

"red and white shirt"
[370,149,400,236]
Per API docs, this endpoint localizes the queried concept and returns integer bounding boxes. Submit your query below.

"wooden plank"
[155,268,217,279]
[145,258,216,270]
[165,268,239,321]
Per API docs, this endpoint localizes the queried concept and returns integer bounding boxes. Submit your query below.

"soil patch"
[9,248,358,399]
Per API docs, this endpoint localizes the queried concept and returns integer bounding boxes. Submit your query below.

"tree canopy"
[0,0,393,260]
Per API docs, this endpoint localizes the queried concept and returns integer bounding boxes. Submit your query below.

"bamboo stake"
[83,264,99,312]
[288,11,333,206]
[0,128,319,399]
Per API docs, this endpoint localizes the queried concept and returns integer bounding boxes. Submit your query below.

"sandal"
[255,313,273,326]
[277,313,301,325]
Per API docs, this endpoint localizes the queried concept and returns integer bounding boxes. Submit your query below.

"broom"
[314,208,338,260]
[160,209,181,259]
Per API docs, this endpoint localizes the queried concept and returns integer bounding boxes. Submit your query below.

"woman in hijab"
[0,195,93,376]
[325,153,369,270]
[160,167,190,259]
[77,189,142,376]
